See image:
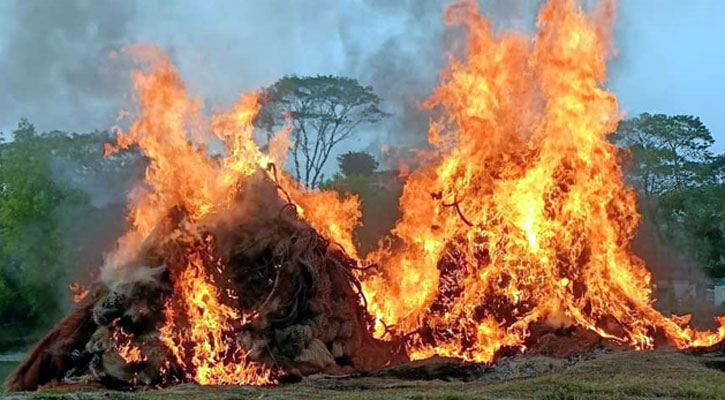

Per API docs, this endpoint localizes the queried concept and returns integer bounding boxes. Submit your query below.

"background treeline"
[0,120,140,345]
[0,111,723,344]
[613,114,725,278]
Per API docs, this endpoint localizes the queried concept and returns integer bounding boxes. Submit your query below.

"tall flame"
[102,0,725,384]
[362,0,725,362]
[103,46,360,385]
[158,235,272,385]
[103,46,359,281]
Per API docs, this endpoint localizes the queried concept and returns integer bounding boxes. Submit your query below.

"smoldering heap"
[6,173,402,392]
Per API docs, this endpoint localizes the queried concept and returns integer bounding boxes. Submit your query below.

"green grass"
[5,351,725,399]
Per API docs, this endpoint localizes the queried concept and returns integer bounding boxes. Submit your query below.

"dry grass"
[5,350,725,400]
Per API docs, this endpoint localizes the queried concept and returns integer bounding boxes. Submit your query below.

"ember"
[5,0,725,394]
[68,283,90,304]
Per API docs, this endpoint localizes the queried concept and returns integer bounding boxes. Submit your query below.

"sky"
[0,0,723,160]
[610,1,725,152]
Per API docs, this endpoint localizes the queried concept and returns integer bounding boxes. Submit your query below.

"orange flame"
[103,45,359,281]
[102,45,359,384]
[159,235,273,385]
[103,0,725,383]
[68,282,89,304]
[362,0,725,362]
[110,319,147,364]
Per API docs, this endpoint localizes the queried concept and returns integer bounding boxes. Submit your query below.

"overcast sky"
[1,0,723,157]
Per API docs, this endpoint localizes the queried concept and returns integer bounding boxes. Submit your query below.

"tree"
[0,120,73,325]
[337,151,379,177]
[613,113,718,197]
[0,120,140,330]
[321,151,400,255]
[258,75,388,188]
[613,113,725,277]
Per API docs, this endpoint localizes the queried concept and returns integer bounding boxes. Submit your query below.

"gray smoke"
[49,148,144,293]
[0,0,543,156]
[338,0,542,163]
[0,0,136,136]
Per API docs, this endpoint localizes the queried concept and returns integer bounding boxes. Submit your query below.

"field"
[5,350,725,400]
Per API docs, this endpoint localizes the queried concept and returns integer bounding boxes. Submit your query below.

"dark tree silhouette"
[337,151,379,177]
[258,75,388,188]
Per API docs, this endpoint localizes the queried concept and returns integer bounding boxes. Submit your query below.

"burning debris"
[6,0,725,394]
[359,0,725,361]
[5,45,397,392]
[6,174,402,392]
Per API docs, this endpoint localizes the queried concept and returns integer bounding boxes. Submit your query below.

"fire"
[110,319,147,364]
[100,0,725,386]
[68,282,89,304]
[284,183,361,258]
[102,45,358,278]
[362,0,725,362]
[158,235,273,385]
[103,46,275,385]
[102,45,359,385]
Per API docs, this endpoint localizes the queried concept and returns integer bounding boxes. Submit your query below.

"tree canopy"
[258,75,388,188]
[321,153,400,256]
[336,151,379,177]
[614,113,725,277]
[0,120,139,332]
[613,113,720,196]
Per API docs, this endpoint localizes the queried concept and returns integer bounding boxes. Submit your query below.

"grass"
[4,350,725,399]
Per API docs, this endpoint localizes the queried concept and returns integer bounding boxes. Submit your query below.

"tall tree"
[0,120,73,324]
[258,75,388,188]
[321,164,402,256]
[613,113,718,197]
[613,113,725,277]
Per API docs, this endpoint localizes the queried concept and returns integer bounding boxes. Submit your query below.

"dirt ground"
[4,350,725,400]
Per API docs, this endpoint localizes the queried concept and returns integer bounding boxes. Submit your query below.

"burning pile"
[7,173,396,391]
[5,48,397,392]
[6,0,725,393]
[360,0,725,362]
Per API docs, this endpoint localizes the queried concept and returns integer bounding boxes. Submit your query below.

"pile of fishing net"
[6,174,404,392]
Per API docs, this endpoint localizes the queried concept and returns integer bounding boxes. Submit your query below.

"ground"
[4,350,725,399]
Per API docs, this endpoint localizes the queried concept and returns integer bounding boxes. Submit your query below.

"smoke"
[0,1,547,305]
[631,216,721,328]
[339,0,543,161]
[48,146,145,311]
[0,0,635,266]
[0,0,136,136]
[339,0,447,152]
[1,1,719,158]
[50,155,137,209]
[0,0,544,160]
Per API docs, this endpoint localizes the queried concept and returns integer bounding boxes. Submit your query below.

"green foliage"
[258,75,388,188]
[0,120,138,329]
[337,151,379,177]
[614,113,725,277]
[614,113,718,196]
[0,120,69,324]
[0,277,13,313]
